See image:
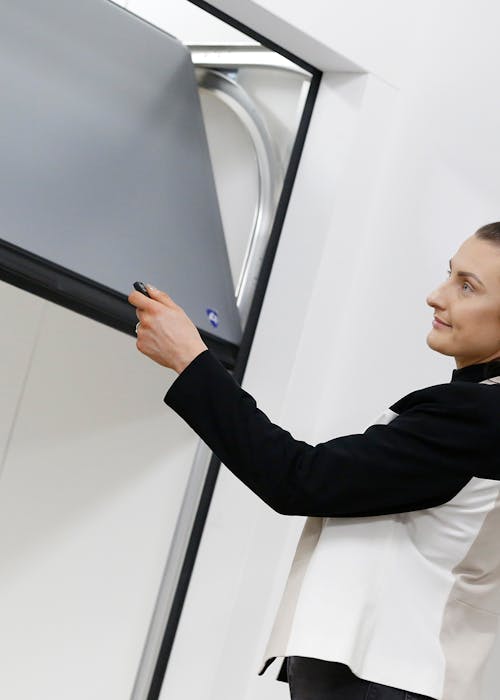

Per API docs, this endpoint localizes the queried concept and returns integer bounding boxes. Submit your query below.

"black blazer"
[164,350,500,518]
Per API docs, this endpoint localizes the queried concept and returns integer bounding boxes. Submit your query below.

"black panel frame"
[0,238,239,369]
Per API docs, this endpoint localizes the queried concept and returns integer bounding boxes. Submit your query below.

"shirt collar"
[451,358,500,383]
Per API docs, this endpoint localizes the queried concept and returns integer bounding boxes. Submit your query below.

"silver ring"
[135,321,140,334]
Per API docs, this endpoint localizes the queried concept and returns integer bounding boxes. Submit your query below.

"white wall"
[159,2,500,700]
[0,282,201,699]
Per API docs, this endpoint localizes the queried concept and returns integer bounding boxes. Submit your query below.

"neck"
[455,353,500,369]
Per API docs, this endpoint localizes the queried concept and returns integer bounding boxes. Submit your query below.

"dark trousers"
[287,657,436,700]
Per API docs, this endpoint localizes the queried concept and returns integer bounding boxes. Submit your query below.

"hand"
[127,285,208,374]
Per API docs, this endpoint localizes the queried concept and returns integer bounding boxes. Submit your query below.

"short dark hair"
[475,222,500,244]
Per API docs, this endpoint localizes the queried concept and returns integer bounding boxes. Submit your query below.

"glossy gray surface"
[0,0,241,344]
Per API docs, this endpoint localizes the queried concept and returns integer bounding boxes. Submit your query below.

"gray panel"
[0,0,242,344]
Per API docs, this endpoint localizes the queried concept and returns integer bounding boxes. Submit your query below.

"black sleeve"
[164,350,498,517]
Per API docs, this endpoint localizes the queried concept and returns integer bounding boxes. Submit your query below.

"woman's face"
[426,235,500,368]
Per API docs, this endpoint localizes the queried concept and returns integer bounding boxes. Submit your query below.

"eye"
[446,268,451,278]
[462,281,473,293]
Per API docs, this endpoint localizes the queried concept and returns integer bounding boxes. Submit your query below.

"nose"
[426,282,446,311]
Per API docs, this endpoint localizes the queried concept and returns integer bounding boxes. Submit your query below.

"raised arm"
[164,350,497,517]
[127,285,497,517]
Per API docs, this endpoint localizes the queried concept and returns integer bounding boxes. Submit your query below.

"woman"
[129,223,500,700]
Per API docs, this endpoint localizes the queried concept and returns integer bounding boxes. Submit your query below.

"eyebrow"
[449,258,485,287]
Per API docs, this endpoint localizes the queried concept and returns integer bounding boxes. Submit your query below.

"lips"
[434,315,452,327]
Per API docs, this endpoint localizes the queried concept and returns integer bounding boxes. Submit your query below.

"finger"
[145,284,177,308]
[128,289,156,310]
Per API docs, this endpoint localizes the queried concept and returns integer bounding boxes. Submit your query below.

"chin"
[426,330,454,357]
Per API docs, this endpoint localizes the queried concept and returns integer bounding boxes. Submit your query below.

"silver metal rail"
[130,440,213,700]
[195,67,282,328]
